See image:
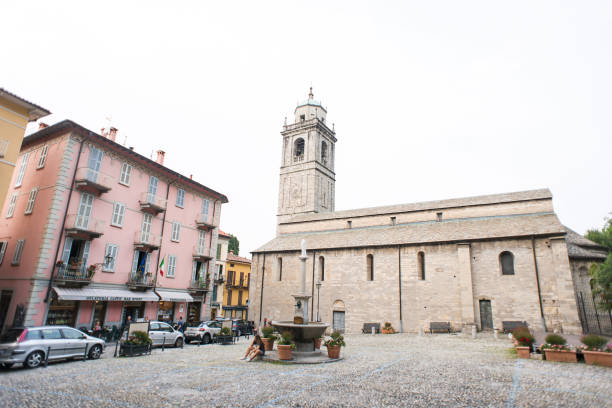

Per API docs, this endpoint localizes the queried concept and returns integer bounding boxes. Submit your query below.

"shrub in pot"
[277,332,295,360]
[261,326,276,351]
[511,328,534,359]
[120,330,152,357]
[313,335,323,350]
[324,330,345,359]
[381,322,395,334]
[580,334,612,367]
[541,334,576,363]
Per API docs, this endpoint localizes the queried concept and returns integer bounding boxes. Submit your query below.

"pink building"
[0,120,228,331]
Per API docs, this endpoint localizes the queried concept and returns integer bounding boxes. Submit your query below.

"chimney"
[156,150,165,165]
[38,122,48,130]
[229,250,234,255]
[190,174,193,179]
[129,147,134,151]
[108,127,118,142]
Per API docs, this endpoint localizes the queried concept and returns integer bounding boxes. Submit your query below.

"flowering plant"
[540,343,574,351]
[511,328,534,347]
[577,344,612,353]
[579,335,611,352]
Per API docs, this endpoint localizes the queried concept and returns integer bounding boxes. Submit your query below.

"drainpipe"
[311,250,316,320]
[258,253,266,327]
[153,176,179,288]
[531,237,547,332]
[398,245,403,333]
[44,133,86,304]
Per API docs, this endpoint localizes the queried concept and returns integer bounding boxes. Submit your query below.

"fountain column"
[292,239,311,324]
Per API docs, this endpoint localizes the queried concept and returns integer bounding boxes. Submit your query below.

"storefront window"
[92,301,107,328]
[157,302,174,323]
[123,302,145,324]
[187,302,201,325]
[46,299,78,326]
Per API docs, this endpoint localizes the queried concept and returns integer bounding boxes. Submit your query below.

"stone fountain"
[272,240,329,353]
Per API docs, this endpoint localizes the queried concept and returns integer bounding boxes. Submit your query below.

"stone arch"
[293,138,305,161]
[332,299,345,310]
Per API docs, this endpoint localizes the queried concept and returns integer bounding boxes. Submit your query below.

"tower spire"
[308,86,313,100]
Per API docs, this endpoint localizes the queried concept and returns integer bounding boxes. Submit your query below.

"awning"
[53,287,159,302]
[155,290,194,303]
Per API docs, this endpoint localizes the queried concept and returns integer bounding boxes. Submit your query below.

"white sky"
[2,1,610,256]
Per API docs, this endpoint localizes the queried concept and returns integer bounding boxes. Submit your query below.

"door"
[0,290,12,331]
[60,328,87,357]
[86,147,103,182]
[333,311,345,334]
[479,300,493,330]
[158,322,175,345]
[141,214,152,243]
[76,193,94,229]
[147,176,158,202]
[148,322,162,345]
[40,328,67,359]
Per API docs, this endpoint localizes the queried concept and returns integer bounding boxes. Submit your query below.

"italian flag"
[159,256,165,277]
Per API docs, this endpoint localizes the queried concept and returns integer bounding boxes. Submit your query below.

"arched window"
[293,138,305,162]
[277,257,283,281]
[500,251,514,275]
[319,256,325,281]
[366,254,374,281]
[418,251,425,280]
[321,141,328,166]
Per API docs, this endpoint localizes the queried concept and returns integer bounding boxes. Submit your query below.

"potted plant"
[541,334,576,363]
[511,327,534,359]
[87,265,96,278]
[277,331,295,360]
[313,335,323,350]
[381,322,395,334]
[120,330,152,357]
[579,334,612,367]
[217,327,233,344]
[324,330,345,359]
[261,326,276,351]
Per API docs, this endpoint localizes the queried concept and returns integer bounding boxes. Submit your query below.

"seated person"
[240,330,258,360]
[246,335,265,362]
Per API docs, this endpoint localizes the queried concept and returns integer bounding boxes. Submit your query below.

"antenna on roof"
[123,135,127,146]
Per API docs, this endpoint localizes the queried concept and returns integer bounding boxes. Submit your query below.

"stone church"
[249,90,602,335]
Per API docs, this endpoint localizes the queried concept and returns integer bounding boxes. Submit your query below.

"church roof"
[564,227,608,260]
[254,212,565,253]
[281,188,553,225]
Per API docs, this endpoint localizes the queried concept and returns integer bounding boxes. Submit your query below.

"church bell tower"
[277,88,336,230]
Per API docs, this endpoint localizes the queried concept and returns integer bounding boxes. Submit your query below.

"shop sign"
[85,296,146,301]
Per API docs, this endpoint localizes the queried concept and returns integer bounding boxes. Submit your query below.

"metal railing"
[75,167,114,188]
[189,279,209,290]
[193,246,211,258]
[139,192,167,209]
[134,231,162,247]
[196,213,214,226]
[128,271,154,286]
[65,214,105,234]
[55,264,93,281]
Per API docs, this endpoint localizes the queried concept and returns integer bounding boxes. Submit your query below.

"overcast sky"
[2,1,610,256]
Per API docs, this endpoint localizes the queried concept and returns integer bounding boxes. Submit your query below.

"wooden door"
[333,311,345,333]
[479,300,493,330]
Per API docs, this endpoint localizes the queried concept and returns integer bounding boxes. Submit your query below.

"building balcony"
[214,275,224,284]
[188,278,210,295]
[74,167,113,195]
[138,192,166,215]
[226,281,249,289]
[195,214,215,230]
[134,231,161,252]
[127,271,154,290]
[193,246,212,261]
[64,214,104,240]
[54,264,94,287]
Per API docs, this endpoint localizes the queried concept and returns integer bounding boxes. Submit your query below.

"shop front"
[155,290,194,324]
[46,298,78,326]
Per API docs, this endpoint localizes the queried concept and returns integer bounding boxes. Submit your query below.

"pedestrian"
[93,320,101,338]
[176,316,185,333]
[246,335,265,362]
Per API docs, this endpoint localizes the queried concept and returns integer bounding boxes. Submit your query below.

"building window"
[37,145,49,169]
[227,289,233,305]
[12,239,25,265]
[319,256,325,281]
[103,243,119,272]
[500,251,515,275]
[176,189,185,208]
[141,213,153,242]
[347,220,352,229]
[277,257,283,281]
[171,222,181,242]
[15,152,30,187]
[321,141,328,166]
[238,290,243,306]
[418,251,425,280]
[390,216,396,225]
[6,193,17,218]
[436,212,443,222]
[24,188,38,214]
[111,202,125,227]
[202,198,210,217]
[293,138,305,162]
[197,230,206,253]
[0,241,7,264]
[119,163,132,185]
[366,254,374,281]
[167,255,177,277]
[217,244,221,259]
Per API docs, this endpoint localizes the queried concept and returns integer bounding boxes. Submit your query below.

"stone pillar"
[550,238,582,334]
[457,243,476,326]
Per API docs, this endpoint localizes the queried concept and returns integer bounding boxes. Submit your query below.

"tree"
[587,216,612,312]
[228,234,239,255]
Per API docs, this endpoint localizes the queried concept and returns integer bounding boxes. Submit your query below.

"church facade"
[249,91,583,335]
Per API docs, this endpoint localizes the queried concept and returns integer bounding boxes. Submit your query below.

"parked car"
[0,326,105,369]
[148,321,184,348]
[184,321,222,344]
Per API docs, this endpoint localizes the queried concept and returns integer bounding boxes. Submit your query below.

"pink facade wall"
[78,301,94,325]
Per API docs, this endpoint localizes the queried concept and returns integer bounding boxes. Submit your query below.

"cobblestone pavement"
[0,333,610,407]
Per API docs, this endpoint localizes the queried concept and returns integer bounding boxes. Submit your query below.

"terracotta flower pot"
[544,349,577,363]
[313,337,322,349]
[582,351,612,367]
[262,337,275,351]
[277,344,293,360]
[516,346,530,359]
[327,345,341,359]
[381,328,394,334]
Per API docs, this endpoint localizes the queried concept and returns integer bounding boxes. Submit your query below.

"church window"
[366,254,374,281]
[321,141,328,166]
[436,212,443,221]
[390,216,396,225]
[319,256,325,281]
[418,251,425,280]
[300,114,305,121]
[294,138,305,162]
[277,257,283,281]
[347,220,352,229]
[500,251,514,275]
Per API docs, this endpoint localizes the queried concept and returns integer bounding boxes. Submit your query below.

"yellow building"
[0,88,50,210]
[223,252,251,320]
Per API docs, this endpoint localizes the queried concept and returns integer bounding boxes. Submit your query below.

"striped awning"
[155,290,194,303]
[53,287,159,302]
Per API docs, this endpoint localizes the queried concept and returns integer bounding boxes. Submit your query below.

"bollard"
[44,346,50,367]
[371,326,375,335]
[162,335,165,351]
[471,325,477,339]
[493,328,499,340]
[418,326,423,337]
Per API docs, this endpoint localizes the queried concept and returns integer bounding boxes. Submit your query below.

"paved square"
[0,333,610,407]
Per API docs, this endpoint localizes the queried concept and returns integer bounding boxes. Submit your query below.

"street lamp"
[316,280,322,322]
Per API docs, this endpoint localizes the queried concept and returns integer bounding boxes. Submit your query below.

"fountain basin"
[271,321,329,352]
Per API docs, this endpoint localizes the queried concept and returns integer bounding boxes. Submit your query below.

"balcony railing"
[195,213,215,229]
[226,281,249,289]
[139,192,167,214]
[193,246,212,260]
[127,271,154,289]
[134,231,161,251]
[54,264,94,287]
[65,214,104,239]
[189,278,209,292]
[74,167,113,195]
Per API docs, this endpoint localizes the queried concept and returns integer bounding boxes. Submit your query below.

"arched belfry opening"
[294,138,305,162]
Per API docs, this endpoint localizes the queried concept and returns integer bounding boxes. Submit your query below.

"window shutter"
[145,252,151,273]
[81,241,91,273]
[0,242,7,264]
[192,261,197,280]
[131,250,139,273]
[61,237,73,264]
[37,145,48,168]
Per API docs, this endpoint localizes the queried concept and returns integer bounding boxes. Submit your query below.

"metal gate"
[576,291,612,335]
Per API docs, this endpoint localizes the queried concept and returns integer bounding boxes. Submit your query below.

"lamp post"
[316,280,322,322]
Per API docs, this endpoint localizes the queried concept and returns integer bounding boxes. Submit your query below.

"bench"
[502,321,528,334]
[429,322,451,334]
[362,323,380,334]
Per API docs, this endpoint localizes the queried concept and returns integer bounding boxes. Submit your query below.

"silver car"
[148,321,184,348]
[184,320,222,344]
[0,326,105,369]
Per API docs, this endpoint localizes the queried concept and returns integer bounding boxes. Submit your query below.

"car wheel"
[203,333,211,344]
[25,351,44,369]
[1,363,14,369]
[88,344,102,360]
[175,337,184,348]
